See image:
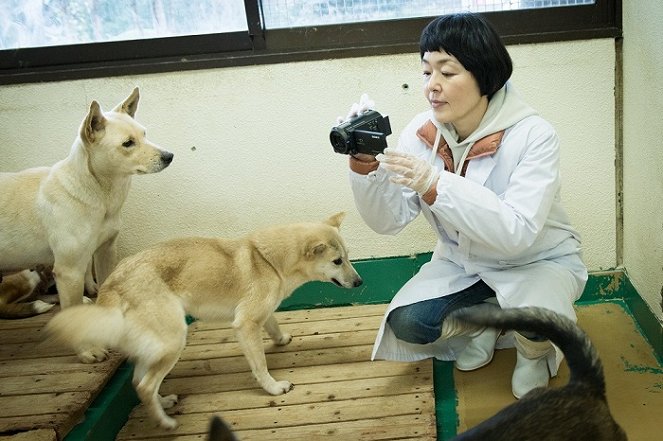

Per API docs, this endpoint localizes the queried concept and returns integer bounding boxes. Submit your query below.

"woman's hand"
[377,148,439,194]
[337,93,375,124]
[337,93,378,162]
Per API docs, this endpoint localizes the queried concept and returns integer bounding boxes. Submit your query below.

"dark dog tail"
[207,415,238,441]
[450,306,605,396]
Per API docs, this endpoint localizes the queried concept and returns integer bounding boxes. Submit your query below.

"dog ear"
[305,241,328,259]
[81,101,106,145]
[113,87,140,118]
[324,212,346,229]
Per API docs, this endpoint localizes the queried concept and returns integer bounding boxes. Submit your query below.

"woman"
[342,12,587,398]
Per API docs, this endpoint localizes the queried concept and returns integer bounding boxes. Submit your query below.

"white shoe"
[512,332,552,399]
[454,326,500,371]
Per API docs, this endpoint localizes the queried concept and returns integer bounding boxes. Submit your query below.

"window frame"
[0,0,621,85]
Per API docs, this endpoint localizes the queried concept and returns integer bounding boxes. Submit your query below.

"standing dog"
[45,212,362,429]
[450,306,627,441]
[0,88,173,312]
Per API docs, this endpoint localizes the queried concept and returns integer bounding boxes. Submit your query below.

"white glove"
[336,93,375,124]
[377,148,438,194]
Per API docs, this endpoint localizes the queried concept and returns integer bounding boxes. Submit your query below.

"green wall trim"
[63,253,662,441]
[278,252,432,311]
[433,360,459,439]
[64,362,138,441]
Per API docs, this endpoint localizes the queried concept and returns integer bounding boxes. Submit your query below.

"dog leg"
[84,260,98,297]
[134,354,181,430]
[234,317,293,395]
[77,347,110,363]
[53,256,89,309]
[263,314,292,346]
[93,234,118,287]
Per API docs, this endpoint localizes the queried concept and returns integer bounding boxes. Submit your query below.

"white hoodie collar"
[432,82,538,149]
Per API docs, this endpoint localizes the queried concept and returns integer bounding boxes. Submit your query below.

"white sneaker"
[454,326,500,371]
[512,332,552,399]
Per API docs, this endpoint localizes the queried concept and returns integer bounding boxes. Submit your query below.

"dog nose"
[161,152,174,165]
[353,277,363,288]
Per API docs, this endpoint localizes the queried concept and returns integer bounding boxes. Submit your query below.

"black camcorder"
[329,110,392,155]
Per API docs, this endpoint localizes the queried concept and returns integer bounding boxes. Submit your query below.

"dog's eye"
[333,258,343,265]
[122,140,135,148]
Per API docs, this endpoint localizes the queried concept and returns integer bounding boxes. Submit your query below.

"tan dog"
[0,268,54,319]
[0,88,173,312]
[45,212,362,429]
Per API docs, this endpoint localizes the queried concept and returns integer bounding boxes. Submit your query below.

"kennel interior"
[2,253,659,441]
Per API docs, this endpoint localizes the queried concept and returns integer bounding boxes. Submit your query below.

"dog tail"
[0,301,54,319]
[450,306,605,396]
[207,415,239,441]
[44,304,125,352]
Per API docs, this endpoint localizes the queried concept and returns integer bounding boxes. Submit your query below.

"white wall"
[0,38,616,272]
[622,1,663,319]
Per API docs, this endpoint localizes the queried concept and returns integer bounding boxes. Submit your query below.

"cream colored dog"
[0,88,173,312]
[45,212,362,429]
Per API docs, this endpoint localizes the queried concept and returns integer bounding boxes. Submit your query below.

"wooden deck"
[1,297,660,440]
[116,304,436,440]
[0,307,124,440]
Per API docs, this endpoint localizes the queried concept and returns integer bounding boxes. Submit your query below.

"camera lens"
[329,129,350,154]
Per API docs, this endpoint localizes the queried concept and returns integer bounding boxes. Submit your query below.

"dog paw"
[32,300,55,314]
[274,333,292,346]
[82,296,95,304]
[159,415,178,430]
[77,347,109,363]
[159,394,179,409]
[266,380,294,395]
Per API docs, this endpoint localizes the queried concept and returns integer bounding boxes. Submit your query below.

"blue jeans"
[387,280,496,345]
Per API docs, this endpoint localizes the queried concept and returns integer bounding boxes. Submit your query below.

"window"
[0,0,620,85]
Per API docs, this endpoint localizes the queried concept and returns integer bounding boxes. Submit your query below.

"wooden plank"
[117,304,435,441]
[0,392,91,417]
[0,341,81,360]
[128,372,433,417]
[190,304,387,331]
[159,360,429,396]
[178,329,378,362]
[0,429,57,441]
[170,344,375,377]
[118,393,433,438]
[0,413,80,440]
[0,355,118,378]
[0,312,55,330]
[117,414,434,441]
[186,314,384,346]
[0,371,111,396]
[0,326,49,344]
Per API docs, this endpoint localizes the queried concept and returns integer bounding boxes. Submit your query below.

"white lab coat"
[350,84,587,375]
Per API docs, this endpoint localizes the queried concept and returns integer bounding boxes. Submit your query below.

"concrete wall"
[0,39,616,273]
[622,1,663,319]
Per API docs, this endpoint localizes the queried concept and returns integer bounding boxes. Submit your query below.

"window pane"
[0,0,248,50]
[261,0,595,29]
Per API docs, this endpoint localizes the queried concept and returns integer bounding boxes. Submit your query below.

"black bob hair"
[420,13,513,99]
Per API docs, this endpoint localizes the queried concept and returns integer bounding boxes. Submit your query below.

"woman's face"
[422,50,488,140]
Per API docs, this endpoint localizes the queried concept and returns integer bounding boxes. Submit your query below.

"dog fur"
[45,212,362,429]
[449,306,627,441]
[0,268,54,319]
[0,88,173,312]
[207,415,238,441]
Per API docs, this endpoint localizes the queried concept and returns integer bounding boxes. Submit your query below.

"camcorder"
[329,110,392,155]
